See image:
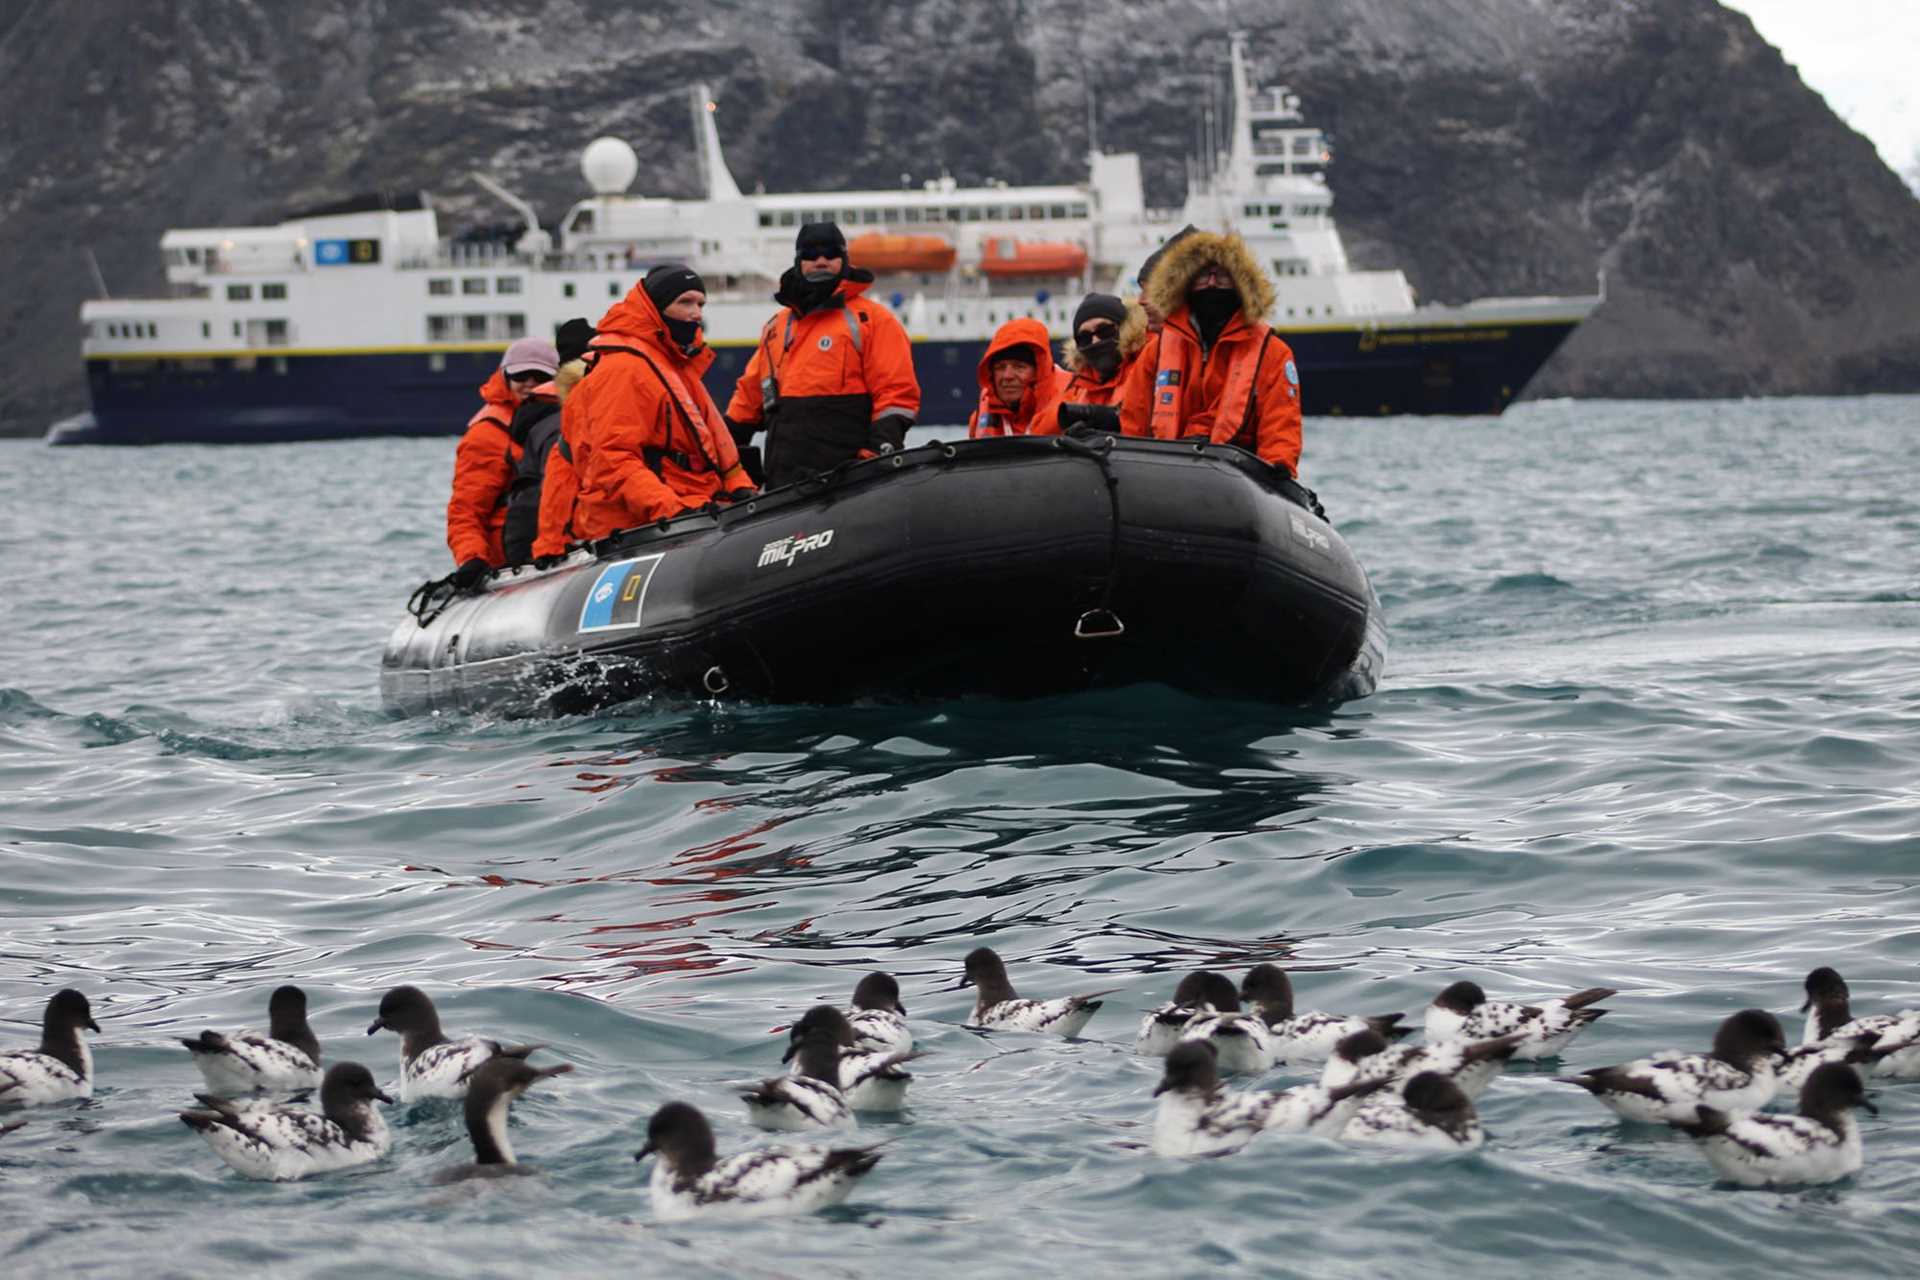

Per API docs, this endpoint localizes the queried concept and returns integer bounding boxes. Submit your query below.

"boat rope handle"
[406,571,459,628]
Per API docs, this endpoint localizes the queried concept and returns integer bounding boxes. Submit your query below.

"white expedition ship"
[54,34,1599,444]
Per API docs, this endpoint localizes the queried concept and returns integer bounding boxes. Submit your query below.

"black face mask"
[791,268,840,314]
[1188,287,1240,341]
[664,315,701,351]
[1078,337,1121,380]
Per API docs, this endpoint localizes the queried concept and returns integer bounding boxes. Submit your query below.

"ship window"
[964,206,983,222]
[570,209,594,232]
[185,247,201,264]
[1049,205,1067,219]
[563,282,576,298]
[1071,203,1087,217]
[462,277,487,295]
[465,315,489,339]
[1008,206,1025,221]
[861,208,880,224]
[496,277,521,294]
[201,321,211,338]
[262,282,287,300]
[608,281,619,297]
[985,205,1003,220]
[1244,204,1260,217]
[758,213,773,227]
[428,315,454,340]
[428,352,446,372]
[429,277,453,295]
[1029,205,1046,219]
[505,314,527,338]
[778,210,796,226]
[1293,137,1312,155]
[232,321,242,337]
[227,284,252,301]
[924,208,943,223]
[902,207,921,224]
[107,324,117,337]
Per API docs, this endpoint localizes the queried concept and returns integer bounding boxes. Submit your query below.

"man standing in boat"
[566,265,755,540]
[1118,230,1302,476]
[445,337,559,586]
[969,317,1063,437]
[726,222,920,486]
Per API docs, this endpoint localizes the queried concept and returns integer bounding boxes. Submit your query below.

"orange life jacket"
[1146,321,1275,444]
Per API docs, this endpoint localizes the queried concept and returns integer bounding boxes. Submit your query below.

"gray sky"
[1725,0,1918,184]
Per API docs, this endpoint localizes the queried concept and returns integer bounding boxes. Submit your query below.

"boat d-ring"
[1074,608,1125,639]
[702,666,731,694]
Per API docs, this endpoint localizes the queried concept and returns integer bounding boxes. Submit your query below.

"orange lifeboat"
[848,233,956,273]
[977,239,1088,278]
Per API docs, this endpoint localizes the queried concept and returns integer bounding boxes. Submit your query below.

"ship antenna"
[84,248,111,299]
[1084,57,1100,154]
[690,84,743,202]
[1226,30,1254,186]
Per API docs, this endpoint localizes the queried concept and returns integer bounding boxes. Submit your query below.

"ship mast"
[690,85,743,202]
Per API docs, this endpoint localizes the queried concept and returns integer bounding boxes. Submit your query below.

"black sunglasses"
[799,248,842,261]
[1074,322,1118,348]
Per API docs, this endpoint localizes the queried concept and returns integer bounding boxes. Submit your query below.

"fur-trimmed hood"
[1141,230,1276,328]
[553,357,589,405]
[1058,297,1150,373]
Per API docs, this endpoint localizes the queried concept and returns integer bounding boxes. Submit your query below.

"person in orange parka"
[967,316,1064,438]
[1055,292,1148,409]
[445,336,560,586]
[527,319,598,564]
[567,264,755,543]
[1118,230,1303,475]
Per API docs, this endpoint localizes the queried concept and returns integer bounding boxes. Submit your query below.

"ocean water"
[1,397,1917,1278]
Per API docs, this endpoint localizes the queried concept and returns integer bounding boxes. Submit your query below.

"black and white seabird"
[179,1061,393,1181]
[1670,1061,1875,1186]
[366,985,543,1102]
[746,1017,857,1132]
[1556,1008,1786,1123]
[784,1005,917,1112]
[1799,966,1920,1078]
[1136,970,1241,1058]
[1150,1041,1389,1158]
[181,985,322,1096]
[1320,1027,1528,1101]
[1342,1072,1486,1151]
[1239,964,1408,1065]
[846,973,913,1056]
[962,948,1113,1037]
[1424,979,1616,1060]
[435,1056,574,1181]
[637,1100,883,1221]
[0,989,101,1108]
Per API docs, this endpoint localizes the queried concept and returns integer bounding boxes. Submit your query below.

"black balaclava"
[790,221,849,314]
[1072,292,1127,380]
[643,264,706,352]
[1188,267,1241,347]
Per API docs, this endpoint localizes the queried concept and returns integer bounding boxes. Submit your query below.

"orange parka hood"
[972,317,1063,437]
[594,280,714,374]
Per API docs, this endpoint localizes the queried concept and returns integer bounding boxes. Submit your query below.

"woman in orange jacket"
[445,337,559,584]
[567,265,755,543]
[1055,292,1147,409]
[968,317,1064,438]
[1118,230,1303,475]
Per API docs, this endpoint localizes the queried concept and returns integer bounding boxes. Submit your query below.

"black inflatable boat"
[380,434,1385,716]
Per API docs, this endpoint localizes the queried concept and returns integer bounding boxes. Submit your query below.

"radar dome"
[581,137,639,195]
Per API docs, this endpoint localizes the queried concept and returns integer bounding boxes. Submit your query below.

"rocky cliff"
[4,0,1918,434]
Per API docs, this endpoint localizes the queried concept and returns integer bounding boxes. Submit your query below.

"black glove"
[736,443,766,487]
[1058,402,1121,434]
[452,558,491,591]
[723,486,757,503]
[533,553,565,570]
[725,416,758,451]
[869,414,912,454]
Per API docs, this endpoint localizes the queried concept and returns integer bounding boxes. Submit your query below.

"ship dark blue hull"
[58,318,1580,444]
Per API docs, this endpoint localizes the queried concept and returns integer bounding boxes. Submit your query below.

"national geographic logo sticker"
[577,554,665,632]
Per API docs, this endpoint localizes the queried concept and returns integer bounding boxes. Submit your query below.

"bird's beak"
[1799,995,1812,1012]
[86,1018,102,1034]
[366,1019,384,1035]
[635,1142,655,1162]
[537,1064,574,1082]
[374,1088,396,1105]
[894,1001,907,1015]
[957,975,974,989]
[1863,1095,1881,1116]
[1152,1079,1171,1096]
[780,1039,799,1063]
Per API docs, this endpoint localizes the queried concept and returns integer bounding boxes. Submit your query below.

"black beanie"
[795,221,848,262]
[643,264,705,312]
[554,317,595,364]
[1136,224,1198,293]
[1072,293,1127,332]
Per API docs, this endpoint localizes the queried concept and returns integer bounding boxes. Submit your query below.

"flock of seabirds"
[2,956,1915,1220]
